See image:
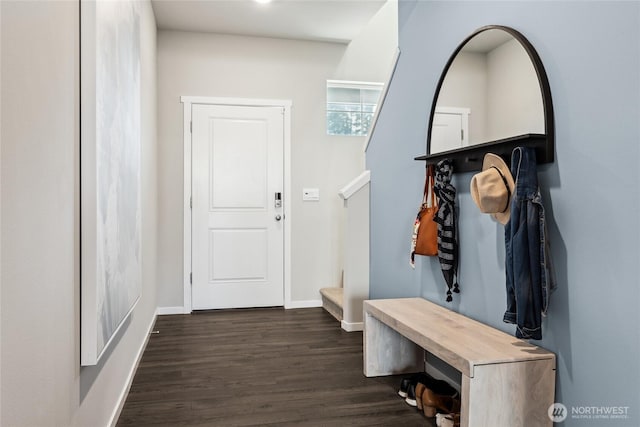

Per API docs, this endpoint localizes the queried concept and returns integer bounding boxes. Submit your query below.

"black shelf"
[414,133,551,173]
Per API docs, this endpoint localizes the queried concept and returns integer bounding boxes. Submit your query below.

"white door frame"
[180,96,292,313]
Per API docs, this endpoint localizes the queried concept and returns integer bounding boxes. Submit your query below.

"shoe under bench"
[363,297,556,427]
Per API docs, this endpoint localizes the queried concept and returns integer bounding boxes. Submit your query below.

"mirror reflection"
[430,29,545,154]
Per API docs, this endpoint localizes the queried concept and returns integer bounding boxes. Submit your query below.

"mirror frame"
[415,25,554,173]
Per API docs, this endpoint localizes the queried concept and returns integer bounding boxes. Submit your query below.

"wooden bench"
[363,298,556,427]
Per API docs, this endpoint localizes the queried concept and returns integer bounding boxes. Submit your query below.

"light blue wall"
[367,1,640,425]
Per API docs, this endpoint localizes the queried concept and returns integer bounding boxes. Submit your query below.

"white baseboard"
[157,306,187,315]
[161,303,322,312]
[341,320,364,332]
[285,299,322,309]
[108,309,157,427]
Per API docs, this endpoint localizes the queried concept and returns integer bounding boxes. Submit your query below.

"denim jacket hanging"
[504,147,556,340]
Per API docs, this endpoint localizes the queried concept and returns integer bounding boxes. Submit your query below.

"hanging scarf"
[433,159,459,302]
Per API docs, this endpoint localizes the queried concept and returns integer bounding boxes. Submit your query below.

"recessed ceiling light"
[255,0,272,4]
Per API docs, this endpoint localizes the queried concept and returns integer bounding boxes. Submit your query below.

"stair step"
[320,287,343,322]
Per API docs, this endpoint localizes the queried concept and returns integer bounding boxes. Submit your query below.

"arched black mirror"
[416,25,554,172]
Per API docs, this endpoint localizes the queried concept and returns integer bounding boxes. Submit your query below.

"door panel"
[192,104,284,310]
[431,112,463,153]
[209,118,267,209]
[208,229,267,281]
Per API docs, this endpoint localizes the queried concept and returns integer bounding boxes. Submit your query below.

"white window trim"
[327,80,384,91]
[326,80,384,137]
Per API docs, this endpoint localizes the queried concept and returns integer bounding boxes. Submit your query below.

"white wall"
[436,51,488,143]
[327,0,398,319]
[156,2,399,309]
[333,0,398,83]
[157,31,357,306]
[486,38,545,140]
[0,1,158,425]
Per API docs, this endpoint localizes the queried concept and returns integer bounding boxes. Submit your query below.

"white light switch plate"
[302,188,320,201]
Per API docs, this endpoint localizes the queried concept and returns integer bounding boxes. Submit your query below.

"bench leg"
[363,311,424,377]
[462,358,555,427]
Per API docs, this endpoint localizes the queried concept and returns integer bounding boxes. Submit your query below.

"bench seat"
[363,297,556,427]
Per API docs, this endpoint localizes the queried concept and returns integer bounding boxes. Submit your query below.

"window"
[326,80,383,136]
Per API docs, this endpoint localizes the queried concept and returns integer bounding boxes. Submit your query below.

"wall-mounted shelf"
[414,133,551,173]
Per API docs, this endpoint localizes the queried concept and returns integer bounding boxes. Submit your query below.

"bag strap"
[423,165,437,207]
[422,166,429,204]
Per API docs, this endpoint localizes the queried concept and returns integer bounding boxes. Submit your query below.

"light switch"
[302,188,320,201]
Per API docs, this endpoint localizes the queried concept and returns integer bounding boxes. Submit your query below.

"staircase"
[320,170,370,332]
[320,287,343,322]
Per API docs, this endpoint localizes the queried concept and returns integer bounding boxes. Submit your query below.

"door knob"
[275,215,282,221]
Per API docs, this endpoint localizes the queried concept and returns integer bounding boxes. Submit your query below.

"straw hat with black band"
[470,153,515,225]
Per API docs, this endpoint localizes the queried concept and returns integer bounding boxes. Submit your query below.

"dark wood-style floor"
[117,307,434,426]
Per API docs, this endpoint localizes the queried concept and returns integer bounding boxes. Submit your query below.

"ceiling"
[463,30,513,53]
[151,0,387,44]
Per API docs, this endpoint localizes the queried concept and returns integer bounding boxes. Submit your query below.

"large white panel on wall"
[80,0,142,366]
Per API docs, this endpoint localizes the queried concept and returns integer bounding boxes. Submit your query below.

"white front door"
[430,107,471,154]
[191,104,284,309]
